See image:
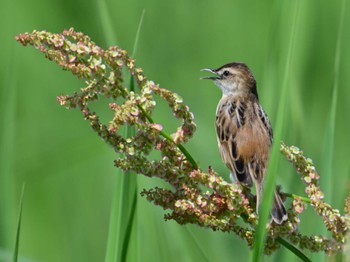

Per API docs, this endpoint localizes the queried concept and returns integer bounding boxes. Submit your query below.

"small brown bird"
[201,62,287,224]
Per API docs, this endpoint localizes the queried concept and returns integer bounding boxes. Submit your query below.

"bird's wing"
[216,96,253,187]
[257,104,273,144]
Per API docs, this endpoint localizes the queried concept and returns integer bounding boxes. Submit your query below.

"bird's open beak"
[200,68,220,80]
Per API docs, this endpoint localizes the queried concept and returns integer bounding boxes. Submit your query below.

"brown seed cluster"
[16,29,349,257]
[280,143,350,254]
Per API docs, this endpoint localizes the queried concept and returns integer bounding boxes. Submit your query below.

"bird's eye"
[223,70,230,77]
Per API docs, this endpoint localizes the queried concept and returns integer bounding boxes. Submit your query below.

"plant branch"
[284,193,311,204]
[16,29,350,259]
[277,237,311,262]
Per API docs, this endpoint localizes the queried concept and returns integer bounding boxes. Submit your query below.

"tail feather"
[271,190,288,224]
[255,185,288,224]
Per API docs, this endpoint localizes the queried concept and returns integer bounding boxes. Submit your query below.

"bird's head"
[201,62,258,97]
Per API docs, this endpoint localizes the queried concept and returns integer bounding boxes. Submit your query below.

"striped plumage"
[202,62,287,224]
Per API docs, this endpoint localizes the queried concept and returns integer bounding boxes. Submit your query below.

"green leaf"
[252,1,301,261]
[277,237,311,262]
[104,10,145,262]
[13,183,25,262]
[315,1,346,261]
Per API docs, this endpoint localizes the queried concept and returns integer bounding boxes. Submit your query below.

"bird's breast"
[216,95,271,162]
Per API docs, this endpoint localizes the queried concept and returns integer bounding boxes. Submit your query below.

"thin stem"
[252,1,300,260]
[13,183,25,262]
[284,193,311,203]
[277,237,311,262]
[103,76,199,169]
[120,186,138,262]
[124,87,199,170]
[131,10,146,58]
[103,53,199,170]
[240,213,310,258]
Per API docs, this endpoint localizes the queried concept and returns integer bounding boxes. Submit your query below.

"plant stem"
[277,237,311,262]
[105,76,199,170]
[13,183,25,262]
[252,0,300,261]
[136,96,198,169]
[284,193,311,203]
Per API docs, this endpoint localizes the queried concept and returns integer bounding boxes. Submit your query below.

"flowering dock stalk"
[16,29,349,258]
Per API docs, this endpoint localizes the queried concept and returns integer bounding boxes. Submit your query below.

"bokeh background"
[1,0,350,261]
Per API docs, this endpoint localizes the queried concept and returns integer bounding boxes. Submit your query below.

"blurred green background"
[1,0,350,261]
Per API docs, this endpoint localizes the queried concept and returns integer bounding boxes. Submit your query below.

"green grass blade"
[13,183,25,262]
[131,9,146,59]
[277,238,311,262]
[115,165,137,262]
[104,174,123,262]
[99,0,121,259]
[118,10,146,262]
[129,9,146,92]
[315,1,346,261]
[104,10,145,262]
[96,0,118,46]
[252,1,300,261]
[321,0,346,207]
[120,187,137,262]
[184,228,210,262]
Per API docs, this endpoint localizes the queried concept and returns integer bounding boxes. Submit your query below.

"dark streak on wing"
[255,164,260,176]
[228,102,236,117]
[220,128,225,141]
[221,116,226,127]
[231,139,237,159]
[236,102,246,128]
[258,105,273,143]
[234,158,247,183]
[216,97,253,187]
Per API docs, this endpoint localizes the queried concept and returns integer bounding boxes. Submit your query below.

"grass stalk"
[135,104,198,169]
[13,184,25,262]
[276,237,311,262]
[284,193,311,204]
[100,0,121,259]
[104,177,122,262]
[184,228,210,262]
[252,1,300,261]
[321,0,346,211]
[315,1,346,261]
[96,0,118,46]
[104,10,145,262]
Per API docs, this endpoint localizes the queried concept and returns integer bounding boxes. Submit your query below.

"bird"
[201,62,287,224]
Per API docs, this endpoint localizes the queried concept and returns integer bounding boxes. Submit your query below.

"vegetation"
[1,1,349,261]
[15,28,350,261]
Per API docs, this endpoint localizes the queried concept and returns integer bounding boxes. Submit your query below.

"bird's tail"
[255,185,288,224]
[271,190,288,224]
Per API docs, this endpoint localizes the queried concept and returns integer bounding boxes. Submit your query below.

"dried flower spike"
[16,29,350,258]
